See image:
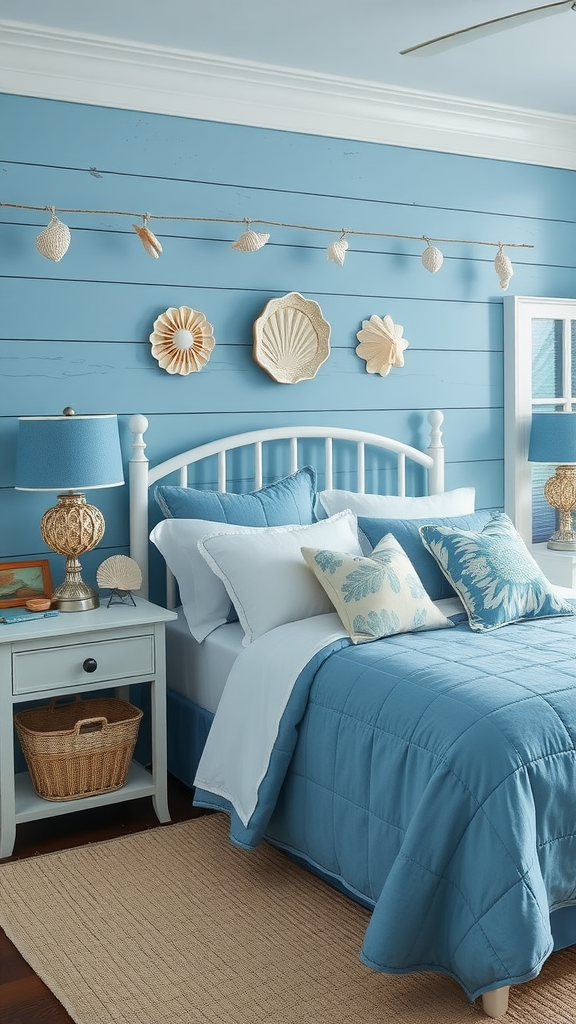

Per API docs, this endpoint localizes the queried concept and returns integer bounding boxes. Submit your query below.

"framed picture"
[0,559,53,608]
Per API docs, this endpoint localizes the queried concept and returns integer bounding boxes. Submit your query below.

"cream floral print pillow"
[301,533,454,644]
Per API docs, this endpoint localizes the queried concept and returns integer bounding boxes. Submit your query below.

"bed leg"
[481,986,510,1018]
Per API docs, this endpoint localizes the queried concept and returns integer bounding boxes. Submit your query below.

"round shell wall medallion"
[253,292,331,384]
[150,306,215,375]
[355,314,409,377]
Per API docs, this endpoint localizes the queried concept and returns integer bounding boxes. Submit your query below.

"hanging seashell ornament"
[327,232,349,266]
[356,314,409,377]
[35,208,71,262]
[231,220,270,252]
[494,246,513,291]
[421,242,444,273]
[133,216,162,258]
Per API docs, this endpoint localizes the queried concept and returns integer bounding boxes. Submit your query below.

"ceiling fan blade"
[400,0,575,56]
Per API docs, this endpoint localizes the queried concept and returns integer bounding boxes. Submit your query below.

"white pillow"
[150,518,251,642]
[197,511,362,646]
[318,487,475,519]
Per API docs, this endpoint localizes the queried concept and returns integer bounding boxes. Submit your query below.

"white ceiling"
[1,0,575,117]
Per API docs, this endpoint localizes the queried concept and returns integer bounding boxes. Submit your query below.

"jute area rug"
[0,813,575,1024]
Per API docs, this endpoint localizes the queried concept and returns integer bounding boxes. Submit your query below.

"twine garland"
[1,201,533,276]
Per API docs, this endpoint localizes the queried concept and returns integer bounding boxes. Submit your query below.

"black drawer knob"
[83,658,98,673]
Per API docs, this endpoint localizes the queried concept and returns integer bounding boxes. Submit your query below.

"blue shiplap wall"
[2,93,575,598]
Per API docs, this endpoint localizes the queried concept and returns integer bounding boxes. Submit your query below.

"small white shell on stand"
[35,212,71,262]
[253,292,331,384]
[96,555,142,592]
[231,228,270,252]
[356,314,409,377]
[421,244,444,273]
[327,236,349,266]
[150,305,215,375]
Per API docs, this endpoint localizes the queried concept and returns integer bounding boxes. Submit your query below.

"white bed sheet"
[165,608,245,714]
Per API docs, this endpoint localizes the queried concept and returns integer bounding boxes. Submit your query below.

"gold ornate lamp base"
[40,492,105,611]
[544,465,576,551]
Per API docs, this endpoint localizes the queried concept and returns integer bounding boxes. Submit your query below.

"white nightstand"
[0,597,177,858]
[530,543,576,589]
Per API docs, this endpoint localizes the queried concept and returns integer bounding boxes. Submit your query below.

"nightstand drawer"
[12,635,155,695]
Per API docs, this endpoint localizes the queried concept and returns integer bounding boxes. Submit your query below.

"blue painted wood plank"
[2,222,559,303]
[0,342,502,417]
[3,95,575,220]
[2,162,569,270]
[1,279,505,351]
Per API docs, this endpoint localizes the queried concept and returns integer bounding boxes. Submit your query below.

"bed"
[128,410,576,1019]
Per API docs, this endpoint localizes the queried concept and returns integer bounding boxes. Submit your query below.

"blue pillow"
[419,512,576,632]
[155,466,317,526]
[358,511,493,601]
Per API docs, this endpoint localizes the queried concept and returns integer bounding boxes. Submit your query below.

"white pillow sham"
[197,511,363,646]
[318,486,475,519]
[150,517,251,642]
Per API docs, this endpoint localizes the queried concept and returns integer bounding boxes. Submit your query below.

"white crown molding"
[1,20,576,169]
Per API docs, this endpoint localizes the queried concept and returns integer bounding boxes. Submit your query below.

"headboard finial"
[129,415,149,462]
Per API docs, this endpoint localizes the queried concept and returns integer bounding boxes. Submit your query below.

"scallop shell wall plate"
[96,555,142,592]
[35,213,71,262]
[355,314,409,377]
[150,306,215,375]
[253,292,331,384]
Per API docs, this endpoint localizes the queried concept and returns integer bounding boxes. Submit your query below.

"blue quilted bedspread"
[195,611,576,999]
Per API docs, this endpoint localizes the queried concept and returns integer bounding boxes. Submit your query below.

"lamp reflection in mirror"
[528,412,576,551]
[15,409,124,611]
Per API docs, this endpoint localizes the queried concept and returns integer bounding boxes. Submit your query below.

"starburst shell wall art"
[355,314,409,376]
[149,306,216,375]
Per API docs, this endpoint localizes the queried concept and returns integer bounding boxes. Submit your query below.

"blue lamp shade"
[528,412,576,466]
[16,412,124,491]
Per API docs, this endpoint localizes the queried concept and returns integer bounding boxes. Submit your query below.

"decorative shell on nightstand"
[96,556,142,593]
[150,306,216,375]
[253,292,331,384]
[355,314,409,377]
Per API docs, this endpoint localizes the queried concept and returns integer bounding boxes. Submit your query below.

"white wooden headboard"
[128,411,445,600]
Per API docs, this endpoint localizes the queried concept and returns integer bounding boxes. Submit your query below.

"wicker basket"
[15,696,143,802]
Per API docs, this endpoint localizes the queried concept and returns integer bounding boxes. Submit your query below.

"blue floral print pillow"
[419,512,575,632]
[301,533,454,644]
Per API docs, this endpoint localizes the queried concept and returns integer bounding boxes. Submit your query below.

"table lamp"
[528,411,576,551]
[15,408,124,611]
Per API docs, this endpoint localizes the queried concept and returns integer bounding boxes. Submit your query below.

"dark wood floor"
[0,775,202,1024]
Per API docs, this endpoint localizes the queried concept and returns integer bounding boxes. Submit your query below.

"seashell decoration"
[133,218,163,258]
[96,555,142,592]
[35,209,71,262]
[421,243,444,273]
[150,305,215,375]
[355,314,409,377]
[253,292,331,384]
[231,221,270,252]
[494,246,514,291]
[327,233,349,266]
